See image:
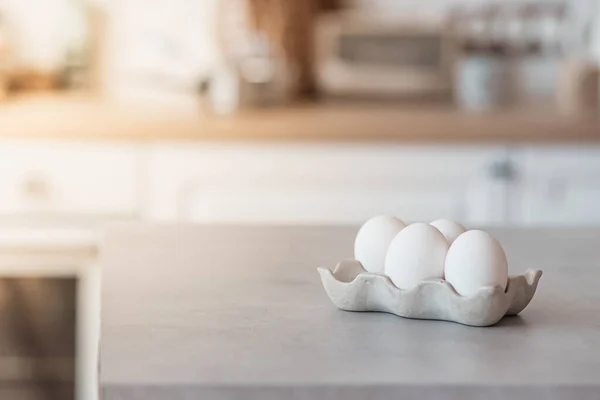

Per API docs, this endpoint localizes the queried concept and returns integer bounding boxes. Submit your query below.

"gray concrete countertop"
[100,226,600,400]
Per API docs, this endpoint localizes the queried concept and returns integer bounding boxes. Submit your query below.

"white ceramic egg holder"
[318,260,542,327]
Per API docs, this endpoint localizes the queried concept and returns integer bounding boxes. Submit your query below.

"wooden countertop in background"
[0,94,599,143]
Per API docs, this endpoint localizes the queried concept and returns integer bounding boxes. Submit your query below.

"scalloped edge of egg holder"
[317,260,542,327]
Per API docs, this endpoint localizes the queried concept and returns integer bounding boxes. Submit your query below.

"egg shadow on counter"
[494,315,527,328]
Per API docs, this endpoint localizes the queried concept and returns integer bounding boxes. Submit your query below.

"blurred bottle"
[556,1,599,115]
[522,4,543,55]
[84,3,108,94]
[557,59,599,115]
[453,5,518,112]
[541,4,564,55]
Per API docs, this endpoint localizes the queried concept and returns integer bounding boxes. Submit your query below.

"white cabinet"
[510,146,600,226]
[0,141,141,222]
[3,139,598,227]
[0,227,100,400]
[144,143,509,225]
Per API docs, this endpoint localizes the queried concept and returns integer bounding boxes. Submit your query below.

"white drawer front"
[513,147,600,226]
[147,143,507,225]
[0,142,139,218]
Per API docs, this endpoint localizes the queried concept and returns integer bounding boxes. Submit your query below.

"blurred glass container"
[85,3,107,93]
[455,54,518,112]
[217,0,316,102]
[211,0,291,113]
[208,46,291,114]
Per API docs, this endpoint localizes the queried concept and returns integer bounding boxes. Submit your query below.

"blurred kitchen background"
[0,0,599,399]
[0,0,599,228]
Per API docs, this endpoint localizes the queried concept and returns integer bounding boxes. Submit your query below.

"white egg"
[384,223,448,289]
[430,219,467,245]
[354,216,406,273]
[444,230,508,297]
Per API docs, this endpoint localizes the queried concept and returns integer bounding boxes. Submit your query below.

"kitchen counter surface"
[101,226,600,400]
[2,94,599,143]
[0,227,98,275]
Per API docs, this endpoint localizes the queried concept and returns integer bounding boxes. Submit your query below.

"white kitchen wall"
[0,0,87,70]
[100,0,218,109]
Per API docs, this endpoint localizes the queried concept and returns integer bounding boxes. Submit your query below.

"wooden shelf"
[1,94,599,143]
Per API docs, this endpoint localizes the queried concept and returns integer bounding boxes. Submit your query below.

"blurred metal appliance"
[315,11,456,98]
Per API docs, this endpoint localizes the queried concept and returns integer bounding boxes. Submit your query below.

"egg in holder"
[319,217,542,327]
[318,260,542,327]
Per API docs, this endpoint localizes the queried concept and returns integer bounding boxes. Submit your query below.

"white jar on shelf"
[455,55,518,111]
